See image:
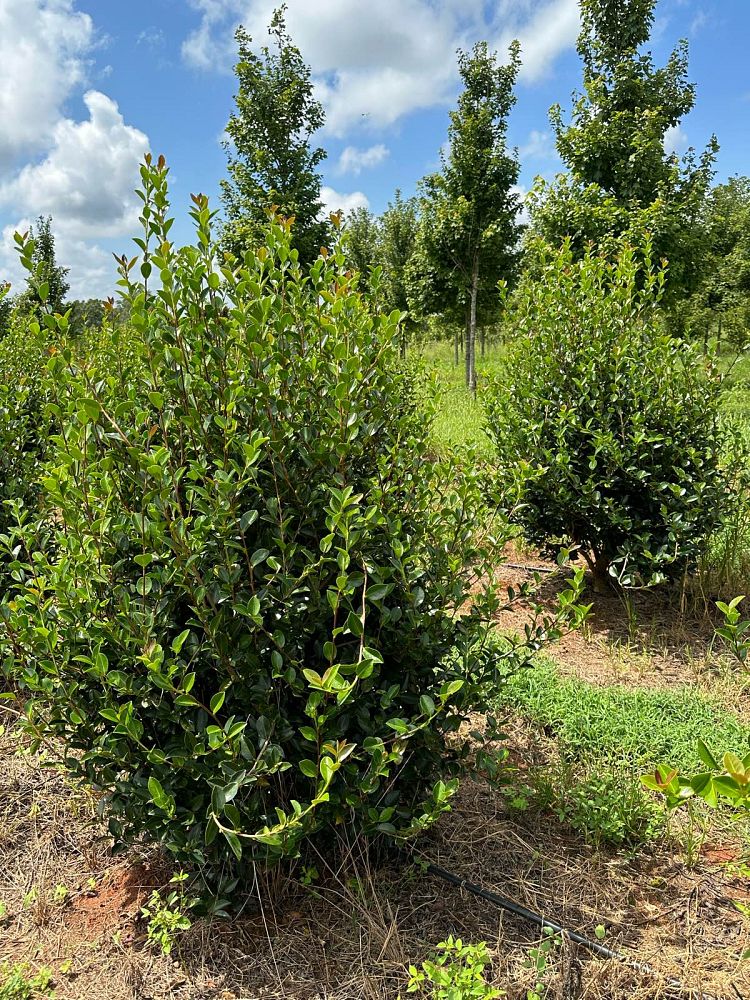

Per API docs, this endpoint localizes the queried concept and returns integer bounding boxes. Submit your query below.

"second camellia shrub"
[486,240,729,590]
[1,157,562,874]
[0,286,53,594]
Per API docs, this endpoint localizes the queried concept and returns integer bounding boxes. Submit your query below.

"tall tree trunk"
[466,253,479,394]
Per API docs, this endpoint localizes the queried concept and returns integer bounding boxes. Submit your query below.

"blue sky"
[0,0,747,298]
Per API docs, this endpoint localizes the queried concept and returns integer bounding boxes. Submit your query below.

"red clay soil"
[63,863,160,943]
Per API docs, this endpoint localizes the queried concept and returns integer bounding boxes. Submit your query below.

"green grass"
[498,658,750,772]
[718,347,750,423]
[417,339,503,457]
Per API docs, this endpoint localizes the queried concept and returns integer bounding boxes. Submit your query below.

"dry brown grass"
[2,715,749,1000]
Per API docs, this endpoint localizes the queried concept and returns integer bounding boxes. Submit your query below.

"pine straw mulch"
[2,715,749,1000]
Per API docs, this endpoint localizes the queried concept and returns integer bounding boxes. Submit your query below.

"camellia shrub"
[0,285,53,592]
[485,240,728,590]
[1,157,568,874]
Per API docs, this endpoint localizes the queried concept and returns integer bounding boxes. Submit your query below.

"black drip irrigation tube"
[433,565,742,995]
[504,563,556,574]
[423,860,744,1000]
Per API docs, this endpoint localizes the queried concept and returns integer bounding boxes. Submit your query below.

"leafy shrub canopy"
[1,157,548,875]
[485,240,728,589]
[0,282,53,591]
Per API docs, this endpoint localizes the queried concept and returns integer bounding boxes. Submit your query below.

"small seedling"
[524,927,561,1000]
[52,885,69,905]
[0,962,54,999]
[140,872,195,956]
[300,865,319,886]
[405,936,503,999]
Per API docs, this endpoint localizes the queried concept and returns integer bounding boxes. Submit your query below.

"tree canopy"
[221,6,329,266]
[528,0,717,305]
[408,41,523,389]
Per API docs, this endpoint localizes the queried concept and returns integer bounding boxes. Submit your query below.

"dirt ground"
[2,551,749,1000]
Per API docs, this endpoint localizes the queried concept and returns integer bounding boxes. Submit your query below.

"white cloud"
[664,123,688,155]
[0,3,153,298]
[1,91,150,240]
[495,0,580,83]
[320,186,369,217]
[337,144,389,176]
[137,27,166,49]
[0,218,115,300]
[0,0,95,168]
[519,129,555,160]
[183,0,581,134]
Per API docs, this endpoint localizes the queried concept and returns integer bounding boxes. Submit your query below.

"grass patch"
[498,658,750,771]
[416,340,503,457]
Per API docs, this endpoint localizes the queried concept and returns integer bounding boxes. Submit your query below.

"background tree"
[379,191,419,356]
[0,284,12,340]
[221,6,329,266]
[68,298,105,337]
[528,0,717,307]
[343,206,380,292]
[18,216,69,318]
[409,41,523,390]
[679,176,750,349]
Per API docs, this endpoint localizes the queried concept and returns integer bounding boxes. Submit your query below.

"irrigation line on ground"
[504,563,556,574]
[423,859,742,1000]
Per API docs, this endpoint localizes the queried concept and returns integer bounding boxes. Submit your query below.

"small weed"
[562,772,664,848]
[524,928,562,1000]
[0,963,54,1000]
[140,872,195,956]
[300,865,319,886]
[405,936,503,999]
[51,885,68,905]
[514,761,664,849]
[716,596,750,668]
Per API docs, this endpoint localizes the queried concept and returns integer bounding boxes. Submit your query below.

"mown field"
[2,339,750,1000]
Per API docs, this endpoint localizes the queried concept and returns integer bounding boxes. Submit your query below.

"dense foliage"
[485,241,728,589]
[221,7,329,266]
[529,0,716,306]
[0,279,52,591]
[1,157,551,874]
